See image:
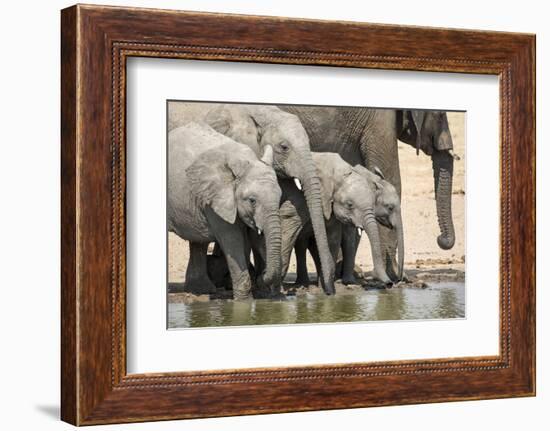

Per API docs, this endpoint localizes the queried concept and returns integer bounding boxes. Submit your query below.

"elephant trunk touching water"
[258,207,283,290]
[361,207,388,282]
[296,152,336,293]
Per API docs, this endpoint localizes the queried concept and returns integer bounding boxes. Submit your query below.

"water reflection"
[168,282,465,329]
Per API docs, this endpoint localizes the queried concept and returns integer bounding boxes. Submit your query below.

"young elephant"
[329,165,404,285]
[251,152,394,289]
[168,123,282,300]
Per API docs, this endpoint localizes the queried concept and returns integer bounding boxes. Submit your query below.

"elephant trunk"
[260,209,282,292]
[363,210,392,284]
[299,155,335,295]
[432,150,456,250]
[395,211,405,281]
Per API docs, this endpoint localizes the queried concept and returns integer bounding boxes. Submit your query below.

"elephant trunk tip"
[437,234,455,250]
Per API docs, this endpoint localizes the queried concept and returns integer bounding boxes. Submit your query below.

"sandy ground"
[168,112,465,286]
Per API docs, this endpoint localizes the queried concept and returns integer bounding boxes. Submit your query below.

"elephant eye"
[346,201,353,209]
[279,142,289,152]
[387,204,394,211]
[248,197,256,206]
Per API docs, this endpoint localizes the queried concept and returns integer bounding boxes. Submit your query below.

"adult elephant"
[202,104,336,295]
[280,106,456,280]
[396,109,457,250]
[168,122,282,300]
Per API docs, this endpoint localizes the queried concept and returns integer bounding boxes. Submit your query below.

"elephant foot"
[341,274,359,286]
[353,264,364,280]
[253,289,271,299]
[253,274,282,299]
[184,276,217,295]
[269,290,287,301]
[334,259,344,279]
[372,265,392,285]
[294,273,311,287]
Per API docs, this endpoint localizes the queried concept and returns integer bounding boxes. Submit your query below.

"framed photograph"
[61,4,535,425]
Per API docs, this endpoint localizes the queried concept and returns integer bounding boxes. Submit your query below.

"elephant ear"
[205,106,231,136]
[249,115,265,144]
[411,110,425,156]
[186,151,238,224]
[352,164,375,182]
[352,164,382,193]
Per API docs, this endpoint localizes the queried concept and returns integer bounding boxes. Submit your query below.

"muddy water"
[168,282,465,329]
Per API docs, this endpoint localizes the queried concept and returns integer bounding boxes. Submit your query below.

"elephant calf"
[168,122,282,300]
[252,152,402,289]
[320,164,404,286]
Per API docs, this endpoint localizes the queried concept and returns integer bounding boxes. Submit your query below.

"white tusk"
[257,228,262,236]
[447,150,461,161]
[357,227,363,237]
[294,178,302,191]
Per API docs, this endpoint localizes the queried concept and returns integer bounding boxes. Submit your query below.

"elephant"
[279,106,456,281]
[396,109,458,249]
[167,122,282,300]
[250,152,395,288]
[201,104,336,295]
[335,164,403,284]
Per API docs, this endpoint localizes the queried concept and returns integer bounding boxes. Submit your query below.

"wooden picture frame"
[61,4,535,425]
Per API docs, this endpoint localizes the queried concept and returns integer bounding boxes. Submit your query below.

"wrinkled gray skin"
[251,153,393,287]
[279,107,455,281]
[203,104,336,295]
[168,123,282,300]
[397,110,457,250]
[348,165,404,282]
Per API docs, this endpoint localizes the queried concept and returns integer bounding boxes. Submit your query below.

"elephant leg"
[280,227,298,282]
[212,241,223,256]
[252,247,265,277]
[307,239,322,288]
[208,217,253,300]
[294,234,311,286]
[242,230,256,278]
[341,224,360,285]
[184,241,217,294]
[328,220,343,274]
[247,230,265,285]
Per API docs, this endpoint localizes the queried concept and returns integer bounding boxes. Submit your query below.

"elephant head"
[312,153,392,284]
[353,165,404,280]
[206,105,335,295]
[187,143,283,290]
[397,110,457,250]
